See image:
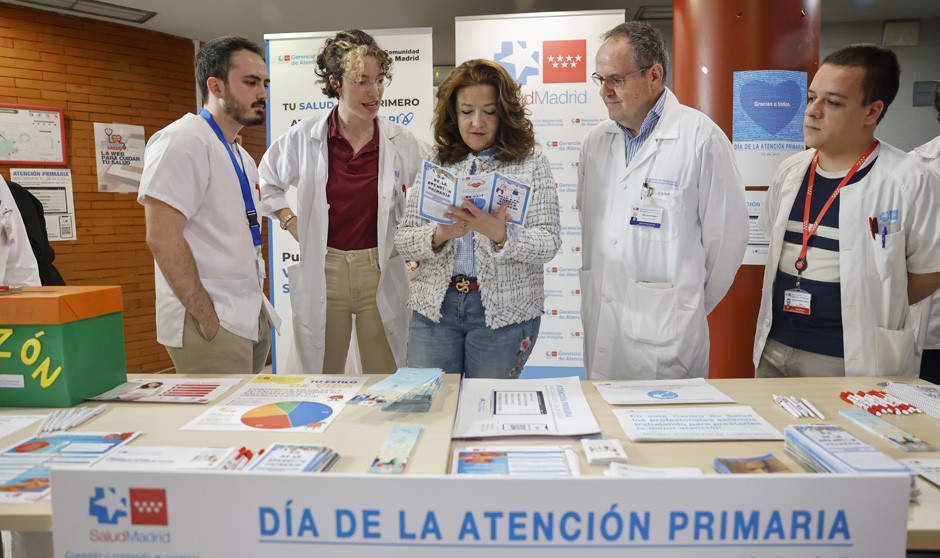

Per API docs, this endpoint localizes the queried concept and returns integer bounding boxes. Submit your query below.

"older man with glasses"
[576,21,748,381]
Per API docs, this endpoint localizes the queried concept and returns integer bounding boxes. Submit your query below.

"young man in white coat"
[577,22,748,380]
[753,45,940,378]
[910,84,940,384]
[140,36,274,374]
[260,30,427,375]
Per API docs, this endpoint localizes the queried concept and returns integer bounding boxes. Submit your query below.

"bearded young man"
[139,36,275,373]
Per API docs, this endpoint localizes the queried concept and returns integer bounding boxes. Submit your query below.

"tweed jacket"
[395,148,561,329]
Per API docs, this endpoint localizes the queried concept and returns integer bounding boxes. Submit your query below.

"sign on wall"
[0,104,67,166]
[731,70,806,265]
[9,168,76,241]
[455,10,624,377]
[93,122,146,193]
[264,28,434,372]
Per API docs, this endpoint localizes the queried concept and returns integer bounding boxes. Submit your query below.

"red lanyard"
[794,140,879,274]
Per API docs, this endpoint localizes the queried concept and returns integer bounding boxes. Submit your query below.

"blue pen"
[881,226,886,248]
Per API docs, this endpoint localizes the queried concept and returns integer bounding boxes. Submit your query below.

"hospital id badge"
[256,250,266,287]
[783,288,811,315]
[629,205,664,228]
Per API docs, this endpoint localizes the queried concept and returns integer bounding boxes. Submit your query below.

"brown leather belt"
[448,276,479,293]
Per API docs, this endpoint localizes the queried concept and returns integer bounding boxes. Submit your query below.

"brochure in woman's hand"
[418,161,531,226]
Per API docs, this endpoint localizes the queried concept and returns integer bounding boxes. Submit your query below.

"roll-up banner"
[455,10,623,378]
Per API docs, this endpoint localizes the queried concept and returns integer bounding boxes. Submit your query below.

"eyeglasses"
[591,65,652,88]
[344,75,392,90]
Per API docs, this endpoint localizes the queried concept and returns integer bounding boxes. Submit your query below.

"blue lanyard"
[198,108,262,248]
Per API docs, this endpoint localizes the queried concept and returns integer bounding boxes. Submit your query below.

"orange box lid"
[0,286,123,324]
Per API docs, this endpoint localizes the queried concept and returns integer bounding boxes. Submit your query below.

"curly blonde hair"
[315,29,392,99]
[434,59,535,165]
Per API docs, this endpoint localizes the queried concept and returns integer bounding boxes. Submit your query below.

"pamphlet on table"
[784,424,914,477]
[90,378,241,403]
[713,453,792,474]
[604,462,704,477]
[0,431,138,502]
[92,446,238,470]
[181,375,366,433]
[451,376,601,438]
[247,443,339,473]
[451,445,580,477]
[346,368,443,409]
[592,378,734,405]
[899,458,940,488]
[0,416,43,439]
[613,405,783,441]
[418,160,531,226]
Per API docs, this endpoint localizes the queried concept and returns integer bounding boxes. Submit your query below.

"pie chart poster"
[732,70,806,187]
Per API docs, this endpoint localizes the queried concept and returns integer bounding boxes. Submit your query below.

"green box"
[0,286,127,407]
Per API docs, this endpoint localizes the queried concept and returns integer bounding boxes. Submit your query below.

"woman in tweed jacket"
[395,59,561,378]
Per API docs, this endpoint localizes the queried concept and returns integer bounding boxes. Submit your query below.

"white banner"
[455,10,623,378]
[52,469,909,557]
[264,29,434,372]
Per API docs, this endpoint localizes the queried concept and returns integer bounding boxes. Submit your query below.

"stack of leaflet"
[247,443,340,473]
[784,425,915,496]
[887,382,940,420]
[382,374,444,412]
[346,368,444,413]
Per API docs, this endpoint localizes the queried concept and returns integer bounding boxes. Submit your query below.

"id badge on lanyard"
[783,140,879,316]
[199,109,264,287]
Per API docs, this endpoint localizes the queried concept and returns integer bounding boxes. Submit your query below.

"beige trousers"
[756,337,845,378]
[323,247,396,374]
[166,310,270,374]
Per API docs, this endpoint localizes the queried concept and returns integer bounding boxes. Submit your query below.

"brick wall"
[0,2,270,373]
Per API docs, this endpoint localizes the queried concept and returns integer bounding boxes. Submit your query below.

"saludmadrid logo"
[87,486,171,544]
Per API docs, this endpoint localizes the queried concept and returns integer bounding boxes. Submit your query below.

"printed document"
[452,376,600,438]
[614,405,783,441]
[593,378,734,405]
[181,375,366,433]
[90,378,241,403]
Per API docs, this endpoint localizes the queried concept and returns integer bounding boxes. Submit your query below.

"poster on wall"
[9,168,76,241]
[265,28,434,372]
[93,122,146,193]
[455,10,624,378]
[732,70,806,188]
[0,104,67,166]
[743,190,769,265]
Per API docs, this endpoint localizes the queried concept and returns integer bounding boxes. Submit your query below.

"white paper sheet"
[593,378,735,405]
[614,405,783,441]
[451,376,601,438]
[181,375,366,433]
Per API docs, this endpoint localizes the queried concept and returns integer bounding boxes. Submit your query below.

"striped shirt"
[617,89,666,167]
[768,152,879,357]
[452,147,498,278]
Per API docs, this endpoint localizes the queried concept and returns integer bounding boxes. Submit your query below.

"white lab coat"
[0,176,40,287]
[259,115,427,374]
[753,142,940,376]
[577,89,748,380]
[910,135,940,351]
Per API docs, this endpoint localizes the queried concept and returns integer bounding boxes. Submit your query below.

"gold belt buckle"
[455,278,470,294]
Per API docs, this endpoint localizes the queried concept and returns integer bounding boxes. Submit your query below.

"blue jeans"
[406,289,540,378]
